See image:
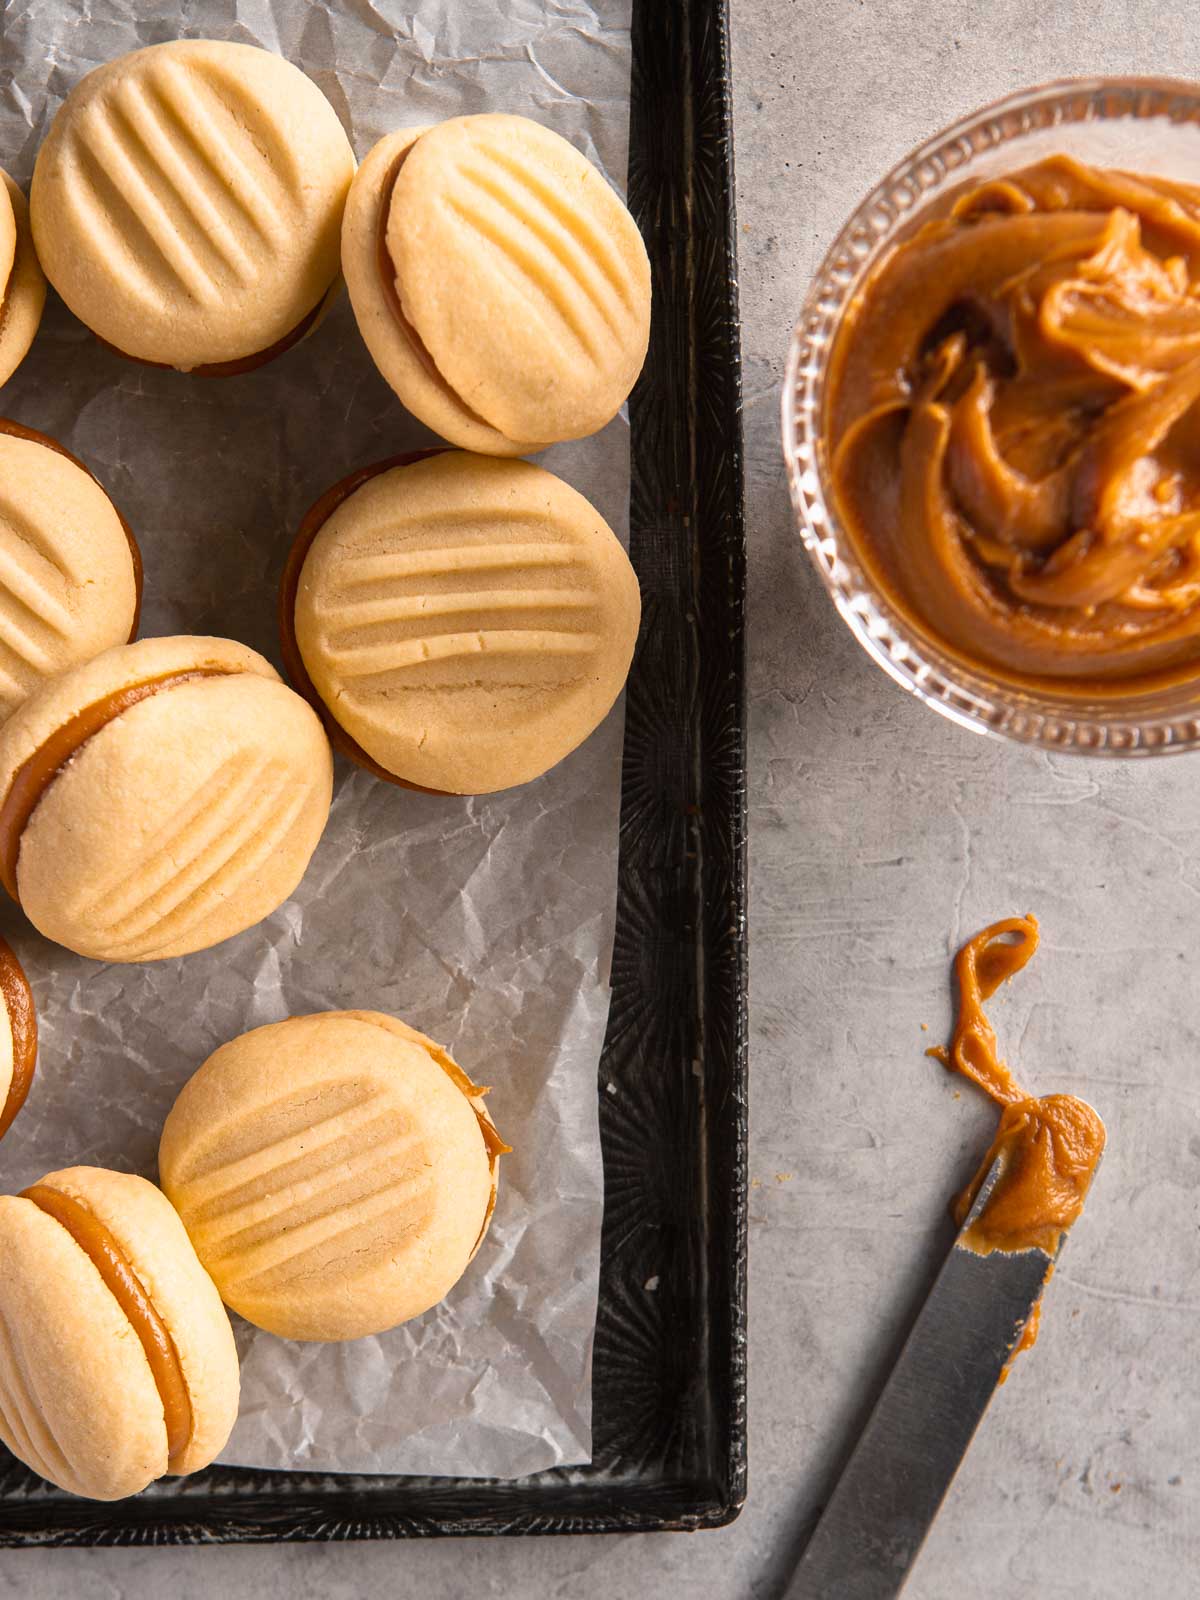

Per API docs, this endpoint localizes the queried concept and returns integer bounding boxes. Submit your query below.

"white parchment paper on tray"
[0,0,634,1479]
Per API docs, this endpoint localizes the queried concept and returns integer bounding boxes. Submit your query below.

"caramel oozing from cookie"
[374,144,495,431]
[0,933,35,1143]
[97,289,330,379]
[20,1183,193,1471]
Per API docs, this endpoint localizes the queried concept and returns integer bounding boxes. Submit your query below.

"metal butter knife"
[784,1154,1067,1600]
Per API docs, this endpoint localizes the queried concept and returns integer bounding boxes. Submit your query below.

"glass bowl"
[782,76,1200,756]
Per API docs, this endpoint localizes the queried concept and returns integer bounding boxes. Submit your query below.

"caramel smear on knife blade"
[927,916,1105,1364]
[20,1183,193,1470]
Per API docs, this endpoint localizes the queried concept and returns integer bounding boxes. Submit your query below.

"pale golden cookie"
[0,172,46,387]
[159,1010,507,1343]
[342,114,650,451]
[286,451,641,793]
[0,422,141,722]
[0,1166,239,1500]
[31,41,355,371]
[0,635,333,962]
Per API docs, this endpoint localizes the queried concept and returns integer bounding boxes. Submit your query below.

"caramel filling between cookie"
[375,146,503,436]
[278,450,448,792]
[98,286,332,379]
[0,417,144,639]
[392,1024,512,1253]
[20,1183,193,1471]
[0,933,36,1143]
[0,667,238,900]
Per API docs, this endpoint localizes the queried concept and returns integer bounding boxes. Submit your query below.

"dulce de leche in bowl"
[785,78,1200,754]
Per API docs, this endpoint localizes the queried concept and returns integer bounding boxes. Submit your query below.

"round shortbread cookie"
[31,41,356,371]
[159,1010,506,1343]
[288,451,641,794]
[0,635,333,962]
[342,114,650,451]
[0,1166,239,1500]
[0,423,140,722]
[0,172,46,388]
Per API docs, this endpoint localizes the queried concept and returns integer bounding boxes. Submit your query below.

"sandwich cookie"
[31,41,356,373]
[282,450,641,794]
[342,113,651,453]
[0,1166,239,1500]
[0,171,46,387]
[0,935,35,1146]
[159,1011,508,1342]
[0,636,333,962]
[0,419,141,722]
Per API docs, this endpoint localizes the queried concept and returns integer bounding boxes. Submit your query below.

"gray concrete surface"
[6,1,1200,1595]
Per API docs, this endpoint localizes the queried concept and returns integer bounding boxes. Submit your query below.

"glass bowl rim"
[781,73,1200,758]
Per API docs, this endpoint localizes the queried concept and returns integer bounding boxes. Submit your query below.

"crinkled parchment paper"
[0,0,633,1478]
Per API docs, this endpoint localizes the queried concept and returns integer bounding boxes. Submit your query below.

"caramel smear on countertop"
[928,916,1106,1365]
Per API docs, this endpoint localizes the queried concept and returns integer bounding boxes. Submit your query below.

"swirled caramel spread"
[929,915,1105,1257]
[0,934,36,1144]
[21,1183,193,1469]
[829,156,1200,688]
[0,668,236,901]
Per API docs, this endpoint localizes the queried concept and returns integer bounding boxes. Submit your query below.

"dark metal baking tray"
[0,0,746,1543]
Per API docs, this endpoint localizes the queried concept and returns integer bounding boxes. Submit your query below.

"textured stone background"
[5,2,1200,1595]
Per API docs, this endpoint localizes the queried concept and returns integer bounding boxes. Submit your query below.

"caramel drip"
[96,286,329,378]
[277,449,449,793]
[999,1294,1043,1386]
[925,912,1037,1105]
[0,933,35,1143]
[928,916,1106,1363]
[374,144,496,432]
[412,1030,511,1254]
[0,417,143,640]
[20,1183,193,1471]
[0,666,236,900]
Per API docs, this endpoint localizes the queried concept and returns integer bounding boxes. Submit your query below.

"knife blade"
[783,1153,1065,1600]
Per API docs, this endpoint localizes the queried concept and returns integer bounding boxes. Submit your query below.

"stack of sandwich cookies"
[0,421,141,721]
[0,1167,239,1499]
[284,451,641,793]
[0,636,333,962]
[31,40,356,373]
[0,170,45,387]
[343,113,651,452]
[159,1011,508,1342]
[0,934,35,1144]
